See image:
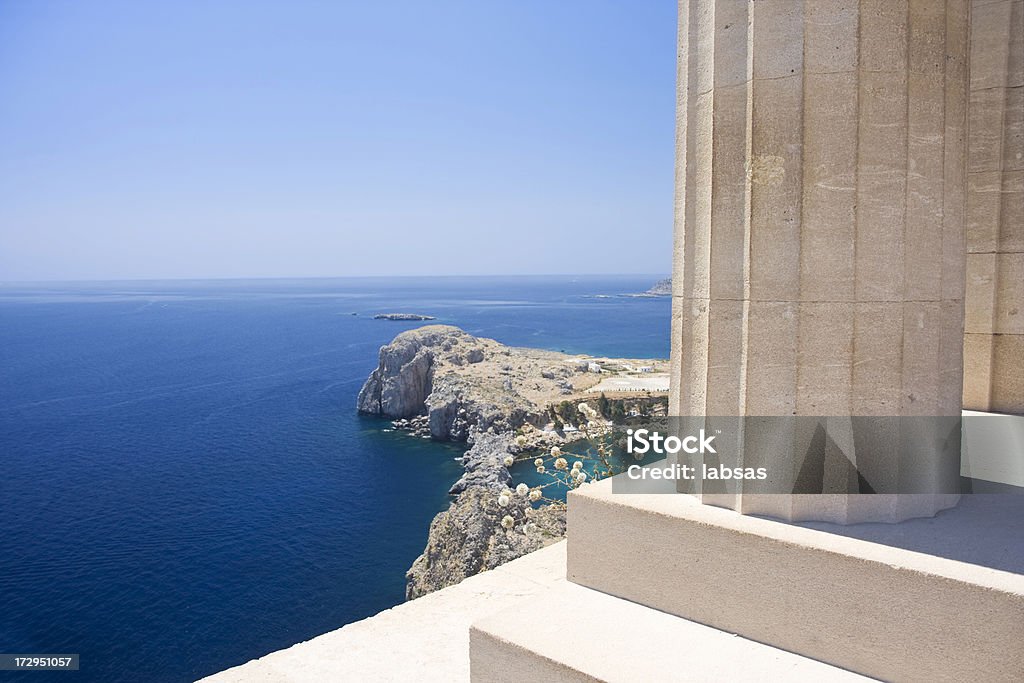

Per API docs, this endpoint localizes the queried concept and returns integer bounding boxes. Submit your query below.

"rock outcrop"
[645,277,672,296]
[405,433,567,599]
[356,327,445,418]
[405,485,566,599]
[447,432,513,495]
[357,325,593,440]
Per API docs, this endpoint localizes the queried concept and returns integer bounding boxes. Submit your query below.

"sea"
[0,276,670,682]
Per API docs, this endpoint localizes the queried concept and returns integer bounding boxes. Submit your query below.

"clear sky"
[0,1,676,281]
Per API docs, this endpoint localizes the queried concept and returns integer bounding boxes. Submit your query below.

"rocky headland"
[645,277,671,296]
[357,325,603,439]
[357,325,666,598]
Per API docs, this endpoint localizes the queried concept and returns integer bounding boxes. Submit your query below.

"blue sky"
[0,1,676,281]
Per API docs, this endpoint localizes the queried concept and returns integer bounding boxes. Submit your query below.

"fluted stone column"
[963,0,1024,415]
[670,0,968,522]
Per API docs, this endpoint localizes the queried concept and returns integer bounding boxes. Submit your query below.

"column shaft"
[671,0,969,522]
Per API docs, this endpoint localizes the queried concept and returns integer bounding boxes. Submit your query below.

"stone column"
[964,0,1024,415]
[670,0,968,522]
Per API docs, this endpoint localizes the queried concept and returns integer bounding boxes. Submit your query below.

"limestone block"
[966,252,998,333]
[851,303,905,415]
[750,0,804,80]
[743,301,798,415]
[859,0,908,73]
[968,171,1004,252]
[804,0,859,74]
[963,332,995,410]
[970,0,1015,90]
[969,87,1008,173]
[901,301,944,415]
[1009,0,1024,88]
[703,298,744,415]
[800,71,858,302]
[709,85,751,301]
[796,303,855,414]
[749,76,804,302]
[1002,169,1024,251]
[991,334,1024,413]
[1006,82,1024,170]
[995,252,1024,334]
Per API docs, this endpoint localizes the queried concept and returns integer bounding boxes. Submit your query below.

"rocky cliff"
[356,326,446,419]
[358,326,589,597]
[404,432,566,599]
[357,325,663,599]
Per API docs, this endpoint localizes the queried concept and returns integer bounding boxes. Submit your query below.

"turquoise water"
[0,276,670,682]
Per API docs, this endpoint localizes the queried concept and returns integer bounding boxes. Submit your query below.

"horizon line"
[0,272,672,286]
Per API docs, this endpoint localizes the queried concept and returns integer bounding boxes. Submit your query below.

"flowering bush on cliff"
[497,400,628,534]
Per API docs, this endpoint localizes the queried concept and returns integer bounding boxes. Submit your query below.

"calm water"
[0,276,669,682]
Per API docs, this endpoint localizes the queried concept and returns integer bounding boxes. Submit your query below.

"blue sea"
[0,276,670,682]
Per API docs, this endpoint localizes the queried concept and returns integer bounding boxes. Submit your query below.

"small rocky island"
[373,313,437,321]
[357,325,667,598]
[645,277,671,296]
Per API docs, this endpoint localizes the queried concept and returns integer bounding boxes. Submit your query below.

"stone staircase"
[471,580,872,682]
[469,476,1024,682]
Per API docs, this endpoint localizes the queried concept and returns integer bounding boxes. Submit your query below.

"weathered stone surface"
[963,0,1024,415]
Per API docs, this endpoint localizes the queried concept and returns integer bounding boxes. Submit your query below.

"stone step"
[469,580,871,682]
[566,475,1024,683]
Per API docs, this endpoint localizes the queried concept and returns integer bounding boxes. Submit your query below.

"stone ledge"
[567,477,1024,682]
[471,581,872,682]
